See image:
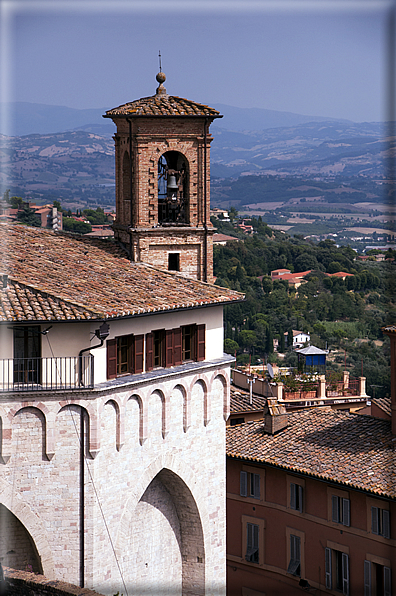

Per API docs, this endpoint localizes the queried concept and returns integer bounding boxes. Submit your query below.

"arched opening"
[0,504,42,573]
[158,151,189,225]
[126,468,204,596]
[122,151,131,224]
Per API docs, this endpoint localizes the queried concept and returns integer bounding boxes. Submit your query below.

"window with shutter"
[332,495,350,526]
[107,338,117,379]
[165,329,174,367]
[364,560,371,596]
[240,471,247,497]
[325,547,332,590]
[197,324,205,361]
[173,327,182,366]
[146,332,154,371]
[251,473,260,499]
[382,510,390,539]
[287,535,301,576]
[384,566,391,596]
[134,334,144,374]
[153,329,165,368]
[290,483,303,512]
[245,522,259,563]
[371,506,391,538]
[342,552,349,596]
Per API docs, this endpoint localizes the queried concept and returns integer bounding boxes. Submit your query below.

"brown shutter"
[173,327,182,366]
[134,334,144,374]
[165,329,174,367]
[107,338,117,379]
[146,332,153,371]
[197,324,205,361]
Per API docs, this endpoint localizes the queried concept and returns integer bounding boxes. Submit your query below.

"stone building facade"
[0,75,240,596]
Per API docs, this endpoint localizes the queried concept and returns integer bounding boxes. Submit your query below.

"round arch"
[158,150,190,225]
[0,477,55,577]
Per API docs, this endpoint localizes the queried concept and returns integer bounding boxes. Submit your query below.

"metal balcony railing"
[0,356,94,392]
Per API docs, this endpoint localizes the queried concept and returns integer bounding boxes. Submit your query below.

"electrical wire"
[45,334,129,596]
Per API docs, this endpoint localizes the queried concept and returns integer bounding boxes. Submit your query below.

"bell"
[167,175,178,190]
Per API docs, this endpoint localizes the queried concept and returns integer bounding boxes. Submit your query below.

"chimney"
[263,398,288,435]
[382,326,396,435]
[2,274,8,289]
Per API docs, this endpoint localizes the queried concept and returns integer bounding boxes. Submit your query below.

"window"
[146,324,205,372]
[245,523,259,564]
[240,470,260,499]
[290,483,303,513]
[371,507,390,539]
[325,545,349,595]
[230,417,245,426]
[287,535,301,576]
[168,253,180,271]
[13,326,41,384]
[106,334,144,379]
[332,495,350,527]
[364,559,392,596]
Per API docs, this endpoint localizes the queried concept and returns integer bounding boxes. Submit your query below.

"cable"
[45,335,128,595]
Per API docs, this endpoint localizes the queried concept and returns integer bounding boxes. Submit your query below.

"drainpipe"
[128,118,134,261]
[78,322,110,386]
[203,118,208,282]
[79,408,85,588]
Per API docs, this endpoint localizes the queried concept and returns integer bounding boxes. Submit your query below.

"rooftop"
[104,72,221,119]
[230,385,267,414]
[0,224,243,322]
[226,408,396,498]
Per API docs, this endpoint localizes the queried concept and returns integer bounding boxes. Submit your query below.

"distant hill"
[1,101,356,137]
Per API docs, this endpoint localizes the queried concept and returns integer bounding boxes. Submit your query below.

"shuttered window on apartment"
[290,483,303,512]
[106,334,143,379]
[287,534,301,576]
[246,523,259,563]
[371,506,391,539]
[332,495,350,527]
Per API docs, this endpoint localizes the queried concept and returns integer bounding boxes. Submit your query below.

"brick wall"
[111,116,215,282]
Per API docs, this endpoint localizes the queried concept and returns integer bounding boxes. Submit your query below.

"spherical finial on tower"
[156,71,167,95]
[156,71,166,85]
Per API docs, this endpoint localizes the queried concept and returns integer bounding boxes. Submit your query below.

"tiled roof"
[383,325,396,335]
[230,385,267,413]
[226,408,396,498]
[0,224,243,322]
[105,95,221,119]
[372,397,392,417]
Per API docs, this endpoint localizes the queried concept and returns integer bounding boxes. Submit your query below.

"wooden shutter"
[384,566,391,596]
[173,327,182,366]
[364,560,371,596]
[325,548,332,589]
[246,522,253,561]
[332,495,339,523]
[253,473,260,499]
[197,324,205,361]
[382,509,390,539]
[253,524,259,561]
[106,338,117,379]
[146,332,153,371]
[371,506,379,534]
[342,552,349,596]
[343,498,350,527]
[134,335,144,374]
[298,484,303,513]
[165,329,174,367]
[290,483,296,509]
[240,471,248,497]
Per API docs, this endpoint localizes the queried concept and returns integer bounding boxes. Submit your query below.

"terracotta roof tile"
[230,385,267,413]
[105,95,221,119]
[0,224,243,322]
[226,408,396,498]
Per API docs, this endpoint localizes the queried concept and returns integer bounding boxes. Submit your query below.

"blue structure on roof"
[295,345,328,373]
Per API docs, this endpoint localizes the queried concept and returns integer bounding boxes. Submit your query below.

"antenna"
[158,50,162,72]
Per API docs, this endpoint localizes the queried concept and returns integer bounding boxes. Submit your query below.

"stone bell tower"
[104,71,222,283]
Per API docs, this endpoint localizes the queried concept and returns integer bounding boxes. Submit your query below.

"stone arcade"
[0,75,242,596]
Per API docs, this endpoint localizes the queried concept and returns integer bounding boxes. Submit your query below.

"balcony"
[0,356,94,393]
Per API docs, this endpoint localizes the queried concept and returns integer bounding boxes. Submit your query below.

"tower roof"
[104,71,222,119]
[104,95,222,119]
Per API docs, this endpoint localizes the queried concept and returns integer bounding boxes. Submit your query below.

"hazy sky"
[1,0,395,122]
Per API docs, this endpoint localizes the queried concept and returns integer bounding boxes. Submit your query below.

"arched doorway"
[158,151,189,225]
[125,468,204,596]
[0,504,42,573]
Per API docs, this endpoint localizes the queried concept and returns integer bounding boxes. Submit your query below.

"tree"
[17,206,41,227]
[53,200,62,211]
[63,217,92,234]
[224,338,239,354]
[279,330,285,353]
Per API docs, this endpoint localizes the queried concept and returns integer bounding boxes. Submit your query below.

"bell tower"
[104,71,222,282]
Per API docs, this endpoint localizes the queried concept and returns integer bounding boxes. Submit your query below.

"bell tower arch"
[104,71,222,282]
